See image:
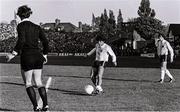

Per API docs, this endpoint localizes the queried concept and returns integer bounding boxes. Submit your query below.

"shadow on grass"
[46,74,156,83]
[0,81,89,96]
[48,87,89,96]
[104,78,157,83]
[0,107,15,111]
[0,82,41,88]
[0,81,24,86]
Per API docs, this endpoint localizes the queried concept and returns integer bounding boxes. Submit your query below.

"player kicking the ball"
[85,35,117,95]
[156,33,175,83]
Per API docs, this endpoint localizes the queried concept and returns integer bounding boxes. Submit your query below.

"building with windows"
[41,19,78,32]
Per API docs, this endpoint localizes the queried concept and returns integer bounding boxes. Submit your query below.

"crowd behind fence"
[0,30,151,56]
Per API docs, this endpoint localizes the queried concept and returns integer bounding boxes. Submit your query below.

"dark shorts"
[92,61,107,69]
[160,55,167,63]
[20,50,45,71]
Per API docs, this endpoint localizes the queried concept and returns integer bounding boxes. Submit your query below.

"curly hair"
[17,5,32,19]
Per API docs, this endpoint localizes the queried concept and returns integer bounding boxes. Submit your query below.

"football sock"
[92,69,98,86]
[97,75,103,87]
[38,87,48,107]
[91,76,96,86]
[26,86,38,108]
[166,69,173,79]
[97,67,104,86]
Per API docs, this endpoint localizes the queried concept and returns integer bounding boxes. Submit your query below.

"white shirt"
[87,43,116,62]
[157,39,174,57]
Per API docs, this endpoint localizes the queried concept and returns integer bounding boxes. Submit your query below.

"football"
[85,85,94,95]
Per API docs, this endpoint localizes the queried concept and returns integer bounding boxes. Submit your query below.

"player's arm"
[6,51,18,62]
[7,24,25,62]
[85,48,96,57]
[39,27,49,64]
[107,46,117,66]
[167,42,174,63]
[14,24,25,54]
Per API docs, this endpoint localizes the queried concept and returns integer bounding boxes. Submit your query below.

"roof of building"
[41,22,77,32]
[42,23,77,28]
[42,23,55,27]
[58,23,77,28]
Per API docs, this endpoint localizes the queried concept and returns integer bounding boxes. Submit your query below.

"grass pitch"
[1,63,180,111]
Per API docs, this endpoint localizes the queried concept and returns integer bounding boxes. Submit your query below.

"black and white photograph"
[0,0,180,111]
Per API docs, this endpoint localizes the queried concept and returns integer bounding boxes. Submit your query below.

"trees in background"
[133,0,165,40]
[117,9,123,31]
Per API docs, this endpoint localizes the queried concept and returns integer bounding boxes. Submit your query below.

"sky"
[0,0,180,26]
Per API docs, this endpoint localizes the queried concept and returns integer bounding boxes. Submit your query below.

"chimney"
[55,19,60,27]
[78,21,82,32]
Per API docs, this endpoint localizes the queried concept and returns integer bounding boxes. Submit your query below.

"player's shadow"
[48,87,90,96]
[46,74,89,79]
[0,81,43,88]
[103,78,157,83]
[0,81,24,86]
[0,107,15,111]
[46,74,155,83]
[0,81,90,96]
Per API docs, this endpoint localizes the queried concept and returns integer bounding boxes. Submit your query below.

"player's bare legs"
[160,62,166,83]
[97,66,104,87]
[90,67,98,86]
[160,62,174,83]
[33,69,49,111]
[23,70,39,110]
[96,66,104,92]
[22,69,48,111]
[33,69,43,87]
[165,69,174,82]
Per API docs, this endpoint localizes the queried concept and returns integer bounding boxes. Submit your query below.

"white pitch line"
[0,76,22,79]
[38,77,52,108]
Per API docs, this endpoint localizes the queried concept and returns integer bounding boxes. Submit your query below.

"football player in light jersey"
[85,35,117,94]
[156,33,175,83]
